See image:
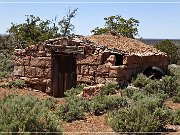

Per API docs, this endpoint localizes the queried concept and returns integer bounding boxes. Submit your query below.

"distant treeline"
[139,39,180,46]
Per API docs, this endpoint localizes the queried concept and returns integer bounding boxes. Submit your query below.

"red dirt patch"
[62,113,114,135]
[0,87,64,105]
[165,100,180,110]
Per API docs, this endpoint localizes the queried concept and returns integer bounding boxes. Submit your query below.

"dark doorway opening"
[52,52,77,98]
[111,53,123,66]
[143,66,165,79]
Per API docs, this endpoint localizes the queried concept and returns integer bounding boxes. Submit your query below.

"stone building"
[13,34,169,97]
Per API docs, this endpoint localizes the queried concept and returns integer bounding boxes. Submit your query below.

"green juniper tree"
[91,15,139,39]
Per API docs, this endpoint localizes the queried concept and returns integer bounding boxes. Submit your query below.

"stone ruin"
[13,34,169,97]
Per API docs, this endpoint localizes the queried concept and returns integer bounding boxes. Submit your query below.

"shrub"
[143,80,168,101]
[90,95,128,115]
[169,110,180,125]
[142,75,177,98]
[168,65,180,85]
[132,73,150,88]
[0,94,61,133]
[0,79,26,89]
[64,85,85,97]
[158,76,178,97]
[143,80,159,94]
[173,88,180,103]
[121,87,142,98]
[135,96,164,111]
[100,83,117,95]
[107,104,171,132]
[57,96,89,122]
[0,54,13,80]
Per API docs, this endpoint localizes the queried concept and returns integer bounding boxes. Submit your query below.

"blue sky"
[0,0,180,39]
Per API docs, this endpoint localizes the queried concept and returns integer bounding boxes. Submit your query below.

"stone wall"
[13,44,52,94]
[13,37,169,95]
[123,54,169,80]
[77,53,169,85]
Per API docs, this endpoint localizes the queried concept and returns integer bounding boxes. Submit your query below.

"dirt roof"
[83,34,165,56]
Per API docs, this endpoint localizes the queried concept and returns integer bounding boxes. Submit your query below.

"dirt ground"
[0,87,180,134]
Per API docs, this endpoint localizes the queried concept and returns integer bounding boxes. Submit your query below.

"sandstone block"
[24,66,36,78]
[89,66,97,76]
[13,56,23,66]
[19,77,30,82]
[81,65,89,75]
[14,49,26,56]
[123,56,128,64]
[82,84,105,100]
[42,79,51,85]
[44,68,51,79]
[97,65,110,74]
[30,57,51,67]
[23,56,31,66]
[77,65,81,74]
[77,75,83,82]
[109,66,125,78]
[95,77,106,84]
[36,67,44,78]
[37,51,47,57]
[37,44,45,51]
[28,78,40,84]
[82,75,94,84]
[106,55,116,65]
[14,66,25,76]
[45,85,52,94]
[14,55,30,66]
[105,78,119,84]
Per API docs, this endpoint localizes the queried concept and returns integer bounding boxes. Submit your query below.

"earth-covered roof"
[82,34,165,56]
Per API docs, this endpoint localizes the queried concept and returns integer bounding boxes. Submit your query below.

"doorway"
[52,52,77,97]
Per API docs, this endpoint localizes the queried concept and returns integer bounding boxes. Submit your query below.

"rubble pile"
[82,84,105,100]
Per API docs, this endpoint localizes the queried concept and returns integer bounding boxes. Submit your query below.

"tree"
[91,15,139,39]
[58,8,78,36]
[7,8,78,48]
[155,40,179,64]
[7,15,58,48]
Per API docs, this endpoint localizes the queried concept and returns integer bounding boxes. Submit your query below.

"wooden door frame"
[51,51,77,98]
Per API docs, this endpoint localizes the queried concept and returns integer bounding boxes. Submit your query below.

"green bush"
[57,96,89,122]
[158,76,178,97]
[169,110,180,125]
[107,104,171,132]
[0,54,13,80]
[135,96,164,111]
[143,80,159,94]
[64,85,85,97]
[132,73,151,88]
[0,94,62,133]
[142,75,177,98]
[100,83,117,95]
[90,95,128,115]
[143,80,168,101]
[173,89,180,103]
[0,79,26,89]
[121,87,141,98]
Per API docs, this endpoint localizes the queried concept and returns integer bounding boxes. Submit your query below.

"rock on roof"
[83,34,165,56]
